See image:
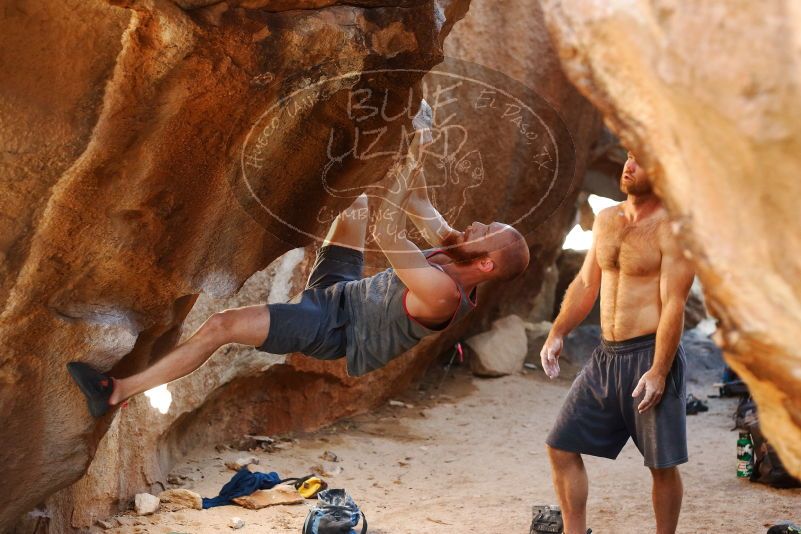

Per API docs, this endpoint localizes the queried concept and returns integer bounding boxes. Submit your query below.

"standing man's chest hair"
[595,210,666,278]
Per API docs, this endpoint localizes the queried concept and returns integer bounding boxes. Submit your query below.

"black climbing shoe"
[686,393,709,415]
[66,362,115,417]
[530,505,563,534]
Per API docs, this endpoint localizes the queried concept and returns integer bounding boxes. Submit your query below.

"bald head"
[488,224,530,281]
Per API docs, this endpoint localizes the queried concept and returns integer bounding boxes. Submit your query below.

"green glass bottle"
[737,431,754,478]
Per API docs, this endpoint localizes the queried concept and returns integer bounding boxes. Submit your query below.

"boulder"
[544,0,801,476]
[157,489,202,511]
[1,0,605,529]
[133,493,159,516]
[0,0,471,528]
[467,315,529,377]
[442,0,603,330]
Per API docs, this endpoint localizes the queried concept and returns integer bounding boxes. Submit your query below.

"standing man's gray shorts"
[546,334,688,469]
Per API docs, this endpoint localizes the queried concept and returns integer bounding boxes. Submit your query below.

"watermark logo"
[237,57,576,262]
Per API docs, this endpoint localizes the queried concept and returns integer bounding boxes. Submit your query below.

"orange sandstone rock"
[544,0,801,478]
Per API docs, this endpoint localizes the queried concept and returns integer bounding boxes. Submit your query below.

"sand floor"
[105,368,800,533]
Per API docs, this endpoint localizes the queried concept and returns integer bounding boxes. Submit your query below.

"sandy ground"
[105,368,800,534]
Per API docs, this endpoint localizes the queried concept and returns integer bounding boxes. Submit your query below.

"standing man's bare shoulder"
[593,204,624,238]
[596,204,622,225]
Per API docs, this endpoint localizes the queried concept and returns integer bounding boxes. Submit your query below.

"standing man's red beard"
[623,182,654,197]
[620,179,653,197]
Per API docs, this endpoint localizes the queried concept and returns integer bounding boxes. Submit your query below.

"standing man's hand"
[540,335,563,379]
[632,369,667,413]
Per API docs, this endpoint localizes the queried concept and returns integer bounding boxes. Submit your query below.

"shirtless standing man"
[540,152,695,534]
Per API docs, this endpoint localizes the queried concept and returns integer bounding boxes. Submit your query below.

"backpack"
[748,421,801,489]
[733,396,758,430]
[302,489,367,534]
[767,523,801,533]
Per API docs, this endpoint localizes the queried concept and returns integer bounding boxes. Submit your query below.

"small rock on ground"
[134,493,160,515]
[158,488,202,510]
[225,455,259,471]
[95,518,117,529]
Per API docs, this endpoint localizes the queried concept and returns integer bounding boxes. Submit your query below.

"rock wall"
[0,0,471,528]
[442,0,602,325]
[2,0,602,529]
[44,248,468,531]
[543,0,801,477]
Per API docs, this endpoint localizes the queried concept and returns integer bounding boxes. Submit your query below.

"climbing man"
[68,103,530,417]
[538,152,695,534]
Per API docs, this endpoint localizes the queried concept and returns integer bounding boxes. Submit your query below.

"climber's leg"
[304,194,368,290]
[322,193,369,252]
[115,195,370,406]
[109,305,269,405]
[70,198,371,418]
[68,305,270,417]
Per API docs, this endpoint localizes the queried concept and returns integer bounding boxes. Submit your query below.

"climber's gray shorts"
[546,334,688,469]
[257,245,362,360]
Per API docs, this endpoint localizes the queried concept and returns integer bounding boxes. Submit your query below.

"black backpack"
[733,396,758,430]
[767,523,801,533]
[748,421,801,489]
[302,489,367,534]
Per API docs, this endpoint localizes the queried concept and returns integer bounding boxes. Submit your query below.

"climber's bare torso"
[595,203,672,341]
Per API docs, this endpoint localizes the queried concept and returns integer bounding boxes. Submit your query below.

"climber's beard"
[442,230,487,263]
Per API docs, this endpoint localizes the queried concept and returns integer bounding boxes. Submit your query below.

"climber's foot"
[66,362,115,417]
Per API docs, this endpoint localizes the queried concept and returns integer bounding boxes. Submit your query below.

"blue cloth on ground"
[202,468,282,508]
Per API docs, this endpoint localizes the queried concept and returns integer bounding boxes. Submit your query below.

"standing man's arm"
[540,216,603,378]
[632,226,695,413]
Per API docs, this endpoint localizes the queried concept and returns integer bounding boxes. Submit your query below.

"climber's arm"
[405,169,461,248]
[372,158,460,314]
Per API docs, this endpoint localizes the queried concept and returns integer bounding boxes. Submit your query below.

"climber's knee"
[197,305,269,347]
[323,194,369,250]
[345,193,368,214]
